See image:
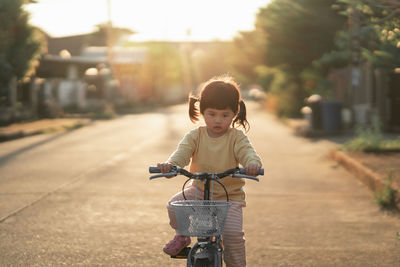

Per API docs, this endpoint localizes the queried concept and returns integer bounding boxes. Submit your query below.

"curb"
[285,118,399,209]
[0,119,92,142]
[330,150,400,209]
[0,127,50,142]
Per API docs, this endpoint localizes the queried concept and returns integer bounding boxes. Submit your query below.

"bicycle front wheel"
[189,251,223,267]
[193,258,211,267]
[213,250,223,267]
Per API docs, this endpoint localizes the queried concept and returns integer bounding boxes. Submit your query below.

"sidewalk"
[0,118,92,142]
[287,118,400,210]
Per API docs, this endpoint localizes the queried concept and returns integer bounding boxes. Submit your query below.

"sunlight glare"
[25,0,272,41]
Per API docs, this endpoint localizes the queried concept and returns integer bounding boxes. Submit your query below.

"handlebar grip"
[232,174,260,181]
[150,173,176,179]
[149,166,161,173]
[239,168,264,176]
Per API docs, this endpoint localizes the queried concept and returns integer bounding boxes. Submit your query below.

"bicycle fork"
[187,237,223,266]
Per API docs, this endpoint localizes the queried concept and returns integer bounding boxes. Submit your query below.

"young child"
[157,75,262,267]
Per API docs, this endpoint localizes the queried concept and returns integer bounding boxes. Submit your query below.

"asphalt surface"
[0,102,399,266]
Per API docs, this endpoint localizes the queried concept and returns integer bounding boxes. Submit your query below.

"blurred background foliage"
[232,0,346,117]
[0,0,43,105]
[232,0,400,117]
[1,0,400,118]
[138,42,183,101]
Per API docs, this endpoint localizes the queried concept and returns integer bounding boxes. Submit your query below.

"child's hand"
[157,162,172,174]
[245,163,261,177]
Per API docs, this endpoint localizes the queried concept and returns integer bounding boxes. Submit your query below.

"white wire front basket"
[171,200,232,237]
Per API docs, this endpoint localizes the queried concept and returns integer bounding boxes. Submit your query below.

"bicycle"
[149,166,264,267]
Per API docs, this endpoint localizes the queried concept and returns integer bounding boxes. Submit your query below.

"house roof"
[81,46,147,64]
[36,46,147,78]
[45,34,105,56]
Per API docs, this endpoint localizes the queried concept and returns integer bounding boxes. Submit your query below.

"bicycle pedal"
[171,247,191,259]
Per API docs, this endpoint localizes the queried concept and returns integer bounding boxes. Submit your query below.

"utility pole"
[348,0,361,126]
[106,0,113,66]
[105,0,114,101]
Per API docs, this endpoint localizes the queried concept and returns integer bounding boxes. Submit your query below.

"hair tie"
[191,96,200,102]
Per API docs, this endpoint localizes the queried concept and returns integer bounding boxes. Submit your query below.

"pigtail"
[188,95,200,123]
[233,100,250,132]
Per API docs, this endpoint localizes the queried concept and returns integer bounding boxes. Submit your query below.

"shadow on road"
[0,131,74,167]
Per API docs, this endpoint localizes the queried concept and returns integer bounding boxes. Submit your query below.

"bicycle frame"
[149,166,263,267]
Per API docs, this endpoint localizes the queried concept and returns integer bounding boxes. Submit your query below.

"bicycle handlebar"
[149,166,263,181]
[149,166,164,173]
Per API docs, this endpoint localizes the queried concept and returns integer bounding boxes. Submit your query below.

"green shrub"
[89,104,117,120]
[64,122,85,131]
[269,70,305,118]
[343,116,400,152]
[374,172,398,210]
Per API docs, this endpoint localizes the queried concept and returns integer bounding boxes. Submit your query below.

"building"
[329,64,400,131]
[34,33,148,113]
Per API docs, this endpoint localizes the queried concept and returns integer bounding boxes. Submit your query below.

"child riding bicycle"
[157,75,262,267]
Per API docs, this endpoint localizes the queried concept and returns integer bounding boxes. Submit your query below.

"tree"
[315,0,400,70]
[258,0,346,74]
[230,30,266,87]
[89,23,136,47]
[137,43,183,101]
[231,0,346,116]
[0,0,42,106]
[192,42,235,84]
[307,0,400,103]
[345,0,400,68]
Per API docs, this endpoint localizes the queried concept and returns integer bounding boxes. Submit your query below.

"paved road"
[0,103,399,266]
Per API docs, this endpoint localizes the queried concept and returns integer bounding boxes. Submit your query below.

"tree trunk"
[9,76,17,120]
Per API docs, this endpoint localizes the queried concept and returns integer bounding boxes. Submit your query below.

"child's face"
[203,108,235,138]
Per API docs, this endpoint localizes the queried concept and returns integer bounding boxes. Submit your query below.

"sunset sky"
[25,0,272,41]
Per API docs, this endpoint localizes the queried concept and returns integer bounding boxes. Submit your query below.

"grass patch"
[374,172,398,210]
[63,122,85,131]
[41,127,63,134]
[40,121,88,134]
[343,116,400,152]
[88,106,117,120]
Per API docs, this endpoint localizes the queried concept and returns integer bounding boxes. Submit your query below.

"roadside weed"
[374,172,397,210]
[343,116,400,152]
[64,122,85,131]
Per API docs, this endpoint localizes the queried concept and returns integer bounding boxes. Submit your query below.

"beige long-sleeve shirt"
[168,126,262,202]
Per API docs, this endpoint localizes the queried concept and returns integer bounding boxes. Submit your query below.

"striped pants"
[167,185,246,267]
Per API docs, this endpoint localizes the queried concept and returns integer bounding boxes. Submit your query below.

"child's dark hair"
[189,75,249,131]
